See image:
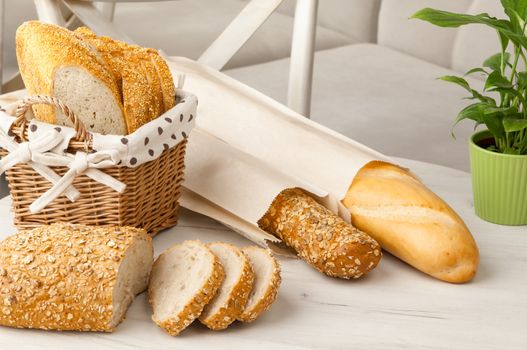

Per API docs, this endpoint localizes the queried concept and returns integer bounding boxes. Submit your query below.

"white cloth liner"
[0,89,196,213]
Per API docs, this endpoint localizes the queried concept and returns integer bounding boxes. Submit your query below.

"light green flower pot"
[469,130,527,225]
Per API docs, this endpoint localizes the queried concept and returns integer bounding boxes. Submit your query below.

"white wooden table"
[0,158,526,350]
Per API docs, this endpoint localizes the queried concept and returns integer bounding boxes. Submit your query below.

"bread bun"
[342,161,479,283]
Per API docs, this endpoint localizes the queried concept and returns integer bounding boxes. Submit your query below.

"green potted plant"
[412,1,527,225]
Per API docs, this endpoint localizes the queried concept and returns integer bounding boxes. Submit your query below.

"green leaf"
[439,75,497,104]
[483,52,510,71]
[517,72,527,88]
[454,103,485,125]
[482,113,506,139]
[485,70,512,90]
[411,8,493,27]
[498,31,510,52]
[489,87,527,107]
[412,8,527,49]
[501,0,527,22]
[469,90,497,105]
[439,75,471,92]
[503,117,527,132]
[505,8,525,33]
[482,105,518,116]
[464,67,489,76]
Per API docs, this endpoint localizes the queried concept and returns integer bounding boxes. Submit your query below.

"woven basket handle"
[14,95,89,142]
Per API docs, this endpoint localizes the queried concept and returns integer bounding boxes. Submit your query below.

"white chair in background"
[31,0,318,116]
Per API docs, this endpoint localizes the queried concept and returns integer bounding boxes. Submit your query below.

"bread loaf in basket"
[0,22,196,235]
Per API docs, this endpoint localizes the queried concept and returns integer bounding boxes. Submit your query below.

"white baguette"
[0,223,153,332]
[342,161,479,283]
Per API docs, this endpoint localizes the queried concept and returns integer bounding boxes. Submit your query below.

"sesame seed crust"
[16,21,124,127]
[199,242,255,331]
[0,223,151,332]
[147,49,176,111]
[74,27,165,133]
[149,240,225,336]
[258,188,382,279]
[238,247,281,323]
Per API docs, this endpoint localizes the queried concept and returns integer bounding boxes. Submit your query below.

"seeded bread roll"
[238,246,281,323]
[16,21,126,134]
[342,161,479,283]
[258,188,381,279]
[0,223,153,332]
[199,242,254,330]
[148,240,225,336]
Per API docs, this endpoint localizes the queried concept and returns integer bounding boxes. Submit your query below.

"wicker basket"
[0,95,189,236]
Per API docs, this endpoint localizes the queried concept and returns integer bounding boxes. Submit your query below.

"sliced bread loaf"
[74,27,167,133]
[199,242,254,330]
[148,240,225,336]
[0,223,153,332]
[16,21,126,135]
[238,247,281,323]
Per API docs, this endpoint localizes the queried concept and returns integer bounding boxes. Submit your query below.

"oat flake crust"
[0,223,151,332]
[258,188,382,279]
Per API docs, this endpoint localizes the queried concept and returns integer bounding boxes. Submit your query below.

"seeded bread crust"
[128,47,164,122]
[258,188,382,279]
[0,223,152,332]
[149,241,225,336]
[238,247,281,323]
[199,243,254,330]
[16,21,124,128]
[147,49,176,111]
[74,27,163,133]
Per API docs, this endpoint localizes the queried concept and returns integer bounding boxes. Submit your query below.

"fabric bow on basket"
[0,95,126,213]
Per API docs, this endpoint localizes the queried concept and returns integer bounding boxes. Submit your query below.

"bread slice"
[74,27,166,133]
[0,223,153,332]
[148,240,225,336]
[238,247,281,323]
[16,21,126,135]
[199,243,254,330]
[128,47,164,123]
[147,48,176,111]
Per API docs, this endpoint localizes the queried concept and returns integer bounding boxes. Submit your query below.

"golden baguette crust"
[258,188,381,279]
[342,161,479,283]
[0,223,151,332]
[238,247,281,323]
[199,242,254,330]
[16,21,124,127]
[149,241,225,336]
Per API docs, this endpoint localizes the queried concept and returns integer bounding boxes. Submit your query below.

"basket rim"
[1,89,196,156]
